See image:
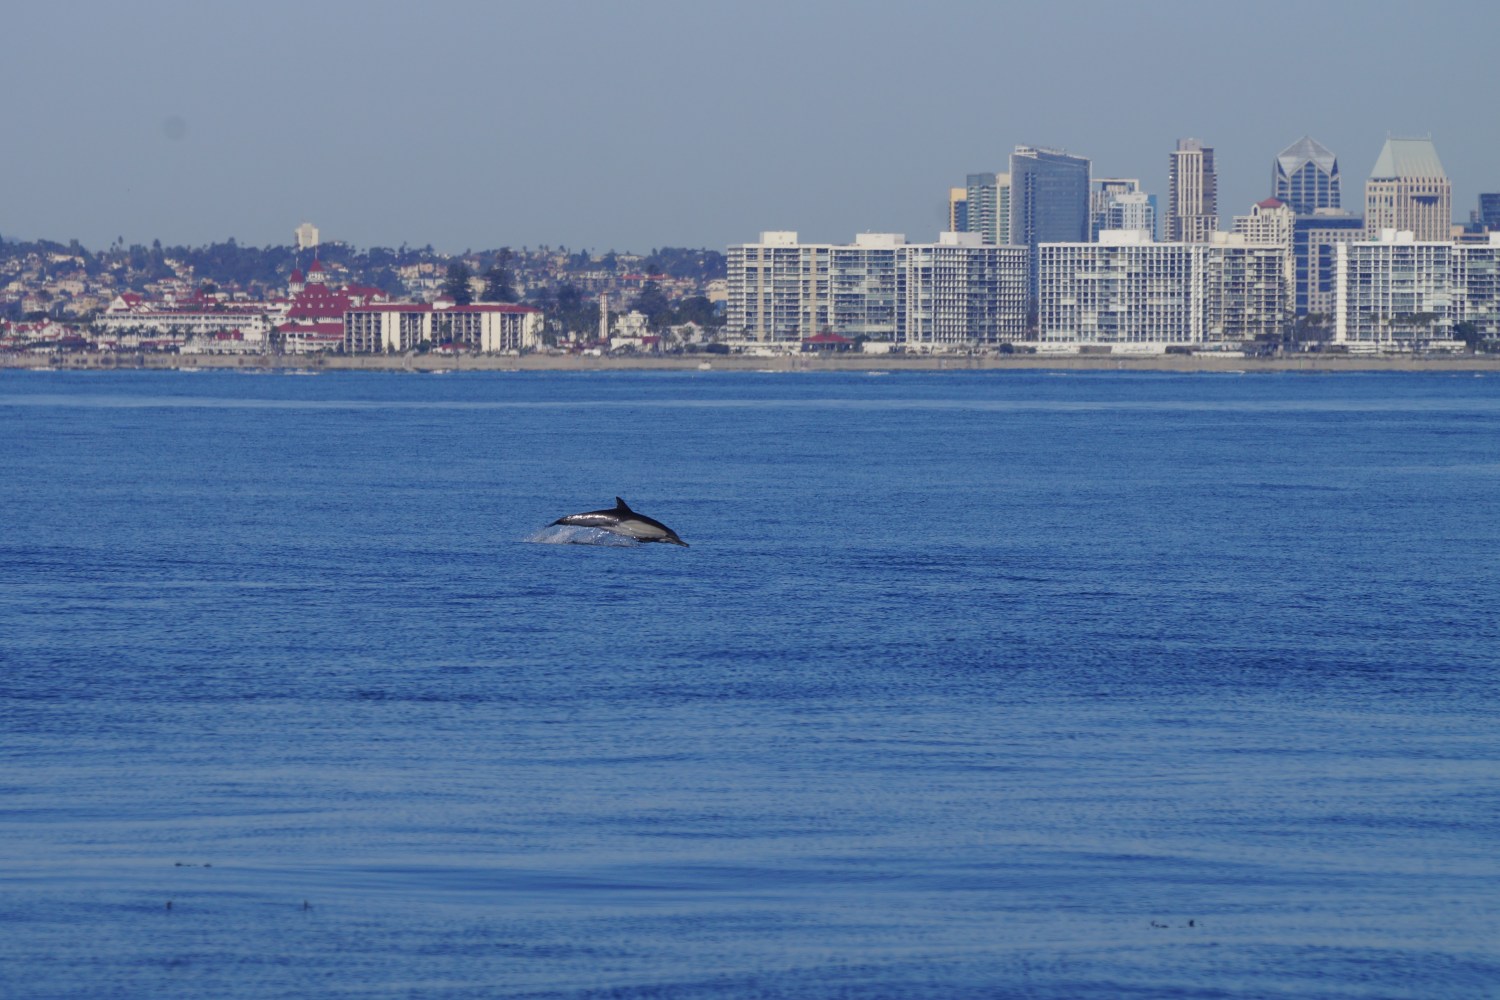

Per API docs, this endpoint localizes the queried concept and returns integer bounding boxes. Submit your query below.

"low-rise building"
[343,302,543,353]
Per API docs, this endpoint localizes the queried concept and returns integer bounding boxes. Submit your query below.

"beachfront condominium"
[1273,136,1341,215]
[1364,136,1451,241]
[1038,230,1286,346]
[725,231,1028,348]
[343,303,543,353]
[1168,138,1219,242]
[963,172,1010,245]
[1335,231,1500,347]
[1232,198,1297,292]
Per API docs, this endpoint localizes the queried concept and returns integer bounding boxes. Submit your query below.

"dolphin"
[551,497,689,546]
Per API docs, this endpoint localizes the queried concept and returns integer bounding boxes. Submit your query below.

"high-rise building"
[726,231,1028,347]
[295,221,320,250]
[1290,209,1365,317]
[947,187,968,233]
[1200,233,1290,344]
[963,172,1010,245]
[1038,232,1193,344]
[1232,198,1297,293]
[1009,147,1090,302]
[1104,193,1157,239]
[1009,148,1090,248]
[901,232,1029,347]
[1037,229,1286,346]
[1364,136,1451,241]
[1167,138,1218,242]
[1454,236,1500,340]
[1473,193,1500,231]
[1273,136,1341,214]
[1334,231,1500,347]
[1232,198,1296,246]
[1336,231,1455,346]
[1090,178,1155,240]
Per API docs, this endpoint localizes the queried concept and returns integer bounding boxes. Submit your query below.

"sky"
[3,0,1496,254]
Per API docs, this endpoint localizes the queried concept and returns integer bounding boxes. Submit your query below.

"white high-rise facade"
[1335,231,1500,346]
[1168,139,1219,242]
[726,232,1028,348]
[1232,198,1298,291]
[964,173,1011,245]
[1038,230,1285,345]
[295,222,320,250]
[1091,179,1154,240]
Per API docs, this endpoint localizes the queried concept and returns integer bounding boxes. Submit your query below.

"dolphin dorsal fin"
[615,497,632,512]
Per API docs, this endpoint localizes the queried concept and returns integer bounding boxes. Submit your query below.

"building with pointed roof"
[1274,136,1341,214]
[1364,136,1451,241]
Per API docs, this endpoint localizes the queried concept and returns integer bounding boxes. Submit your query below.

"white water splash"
[524,525,638,546]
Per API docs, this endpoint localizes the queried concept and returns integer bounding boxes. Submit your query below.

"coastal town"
[5,136,1500,367]
[0,235,727,362]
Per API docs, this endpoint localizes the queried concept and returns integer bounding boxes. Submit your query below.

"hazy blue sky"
[3,0,1495,253]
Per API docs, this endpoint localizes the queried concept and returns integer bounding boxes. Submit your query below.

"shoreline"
[5,351,1500,374]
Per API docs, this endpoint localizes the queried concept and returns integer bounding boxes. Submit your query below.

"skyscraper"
[1273,136,1341,214]
[1473,193,1500,231]
[1091,178,1155,240]
[1009,146,1090,300]
[964,172,1010,245]
[1168,138,1218,242]
[1363,136,1451,241]
[947,187,968,234]
[1291,210,1364,317]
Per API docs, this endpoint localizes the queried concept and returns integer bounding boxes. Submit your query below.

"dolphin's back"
[550,497,688,546]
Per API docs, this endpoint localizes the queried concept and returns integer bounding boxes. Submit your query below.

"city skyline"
[2,1,1497,253]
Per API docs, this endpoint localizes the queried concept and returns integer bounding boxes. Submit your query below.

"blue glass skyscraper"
[1009,146,1090,302]
[1274,136,1341,215]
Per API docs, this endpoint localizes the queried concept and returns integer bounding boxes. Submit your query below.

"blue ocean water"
[1,368,1498,999]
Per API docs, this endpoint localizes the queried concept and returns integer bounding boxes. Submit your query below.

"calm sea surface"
[2,369,1498,999]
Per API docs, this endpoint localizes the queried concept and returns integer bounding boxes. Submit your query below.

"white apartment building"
[1201,234,1290,343]
[1039,232,1197,344]
[726,232,1027,348]
[1103,192,1156,239]
[1039,230,1286,346]
[1454,237,1500,339]
[96,306,270,341]
[900,232,1028,347]
[1231,198,1297,296]
[1091,179,1155,240]
[1335,231,1500,347]
[343,303,543,353]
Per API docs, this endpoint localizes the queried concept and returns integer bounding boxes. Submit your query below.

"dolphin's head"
[662,532,689,547]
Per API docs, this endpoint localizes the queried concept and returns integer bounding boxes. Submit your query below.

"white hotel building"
[344,302,543,353]
[1335,230,1500,347]
[726,232,1028,348]
[1038,230,1287,346]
